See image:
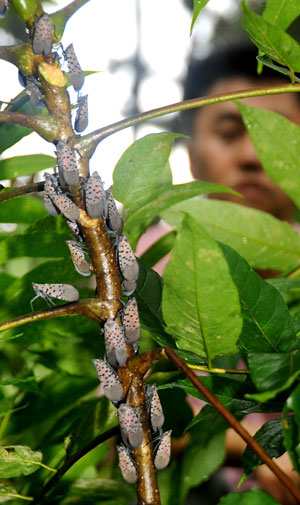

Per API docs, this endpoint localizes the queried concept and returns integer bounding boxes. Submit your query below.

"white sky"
[0,0,237,186]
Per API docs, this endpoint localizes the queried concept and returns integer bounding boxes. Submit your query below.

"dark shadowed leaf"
[246,351,300,401]
[162,214,242,362]
[219,242,298,353]
[242,418,287,479]
[140,231,176,269]
[237,102,300,210]
[162,199,300,272]
[242,1,300,76]
[282,383,300,473]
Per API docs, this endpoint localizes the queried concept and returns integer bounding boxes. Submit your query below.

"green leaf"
[219,242,298,353]
[218,488,280,505]
[180,406,226,501]
[237,102,300,210]
[162,199,300,272]
[242,1,300,76]
[125,181,236,249]
[0,196,47,223]
[0,483,32,502]
[0,154,56,179]
[112,133,182,212]
[0,445,44,478]
[1,376,40,394]
[139,231,176,269]
[162,214,242,363]
[257,55,300,82]
[0,216,70,263]
[190,0,210,33]
[242,418,287,477]
[246,351,300,401]
[135,260,173,348]
[282,383,300,473]
[263,0,300,31]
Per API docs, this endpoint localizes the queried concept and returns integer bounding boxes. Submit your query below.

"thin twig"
[31,426,118,505]
[164,347,300,504]
[0,182,44,203]
[187,364,250,375]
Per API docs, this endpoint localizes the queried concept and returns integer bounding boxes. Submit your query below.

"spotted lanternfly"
[31,282,79,311]
[104,318,127,367]
[92,358,124,402]
[122,279,136,296]
[0,0,8,18]
[122,298,140,344]
[118,404,143,449]
[52,194,80,222]
[146,384,164,432]
[106,189,122,233]
[32,13,53,56]
[56,140,79,187]
[75,94,88,133]
[118,236,139,282]
[66,219,82,240]
[65,43,84,91]
[117,445,138,484]
[85,171,106,218]
[154,430,172,470]
[43,173,60,217]
[66,240,91,277]
[26,76,44,108]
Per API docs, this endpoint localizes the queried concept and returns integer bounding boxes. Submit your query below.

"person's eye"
[216,127,242,142]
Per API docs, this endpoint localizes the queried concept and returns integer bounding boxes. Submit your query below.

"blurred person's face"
[189,77,300,221]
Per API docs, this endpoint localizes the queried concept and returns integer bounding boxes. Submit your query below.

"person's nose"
[238,133,263,172]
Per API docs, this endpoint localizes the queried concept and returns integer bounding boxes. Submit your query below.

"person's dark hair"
[181,44,290,135]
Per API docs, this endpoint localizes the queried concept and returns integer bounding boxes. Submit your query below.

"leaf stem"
[164,346,300,504]
[187,364,250,375]
[31,426,118,505]
[76,83,300,158]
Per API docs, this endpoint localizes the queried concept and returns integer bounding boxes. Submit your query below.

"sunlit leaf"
[218,488,280,505]
[0,196,47,223]
[0,483,32,502]
[112,133,183,212]
[51,0,91,40]
[0,445,43,478]
[125,181,235,249]
[237,102,300,210]
[190,0,210,33]
[162,199,300,272]
[263,0,300,31]
[162,214,242,362]
[0,154,56,179]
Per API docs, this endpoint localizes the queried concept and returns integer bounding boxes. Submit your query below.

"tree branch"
[164,347,300,504]
[74,83,300,158]
[31,426,118,505]
[0,112,59,142]
[0,183,44,203]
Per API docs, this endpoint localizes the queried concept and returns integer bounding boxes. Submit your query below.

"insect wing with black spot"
[118,236,139,281]
[31,282,79,310]
[56,140,79,187]
[43,173,60,216]
[147,385,164,431]
[92,358,124,402]
[26,77,44,108]
[65,43,84,91]
[32,13,53,56]
[154,430,172,470]
[106,189,122,233]
[75,94,88,132]
[123,298,140,344]
[66,240,91,277]
[118,404,143,449]
[85,171,106,218]
[52,194,80,221]
[117,445,138,483]
[104,318,127,367]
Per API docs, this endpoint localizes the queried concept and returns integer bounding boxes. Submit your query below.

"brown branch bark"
[0,111,59,142]
[0,182,44,203]
[165,347,300,504]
